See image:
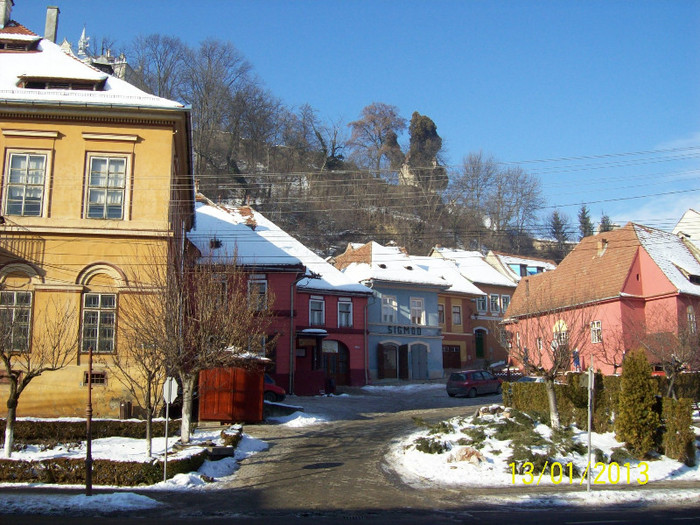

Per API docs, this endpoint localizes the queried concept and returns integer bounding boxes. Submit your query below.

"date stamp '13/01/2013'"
[509,461,650,486]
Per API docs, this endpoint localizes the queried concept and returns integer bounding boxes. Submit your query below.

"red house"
[504,224,700,375]
[188,196,372,398]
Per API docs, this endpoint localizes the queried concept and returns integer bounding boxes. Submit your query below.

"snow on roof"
[431,247,516,288]
[0,29,184,109]
[188,201,371,295]
[411,256,486,296]
[340,242,449,288]
[495,253,556,270]
[635,224,700,296]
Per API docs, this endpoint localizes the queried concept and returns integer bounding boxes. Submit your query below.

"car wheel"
[447,392,456,397]
[263,391,276,402]
[496,384,502,395]
[467,388,477,398]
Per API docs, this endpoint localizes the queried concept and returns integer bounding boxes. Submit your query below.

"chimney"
[0,0,13,30]
[44,6,60,43]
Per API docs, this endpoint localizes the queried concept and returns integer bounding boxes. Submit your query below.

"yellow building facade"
[0,18,193,417]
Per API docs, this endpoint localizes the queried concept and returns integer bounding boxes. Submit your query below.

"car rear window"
[449,373,465,382]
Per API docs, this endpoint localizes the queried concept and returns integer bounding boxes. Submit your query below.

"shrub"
[414,437,449,454]
[661,398,696,467]
[428,421,454,435]
[462,427,487,447]
[609,447,633,464]
[614,350,660,458]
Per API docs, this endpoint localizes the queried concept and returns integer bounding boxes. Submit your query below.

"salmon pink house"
[187,196,372,396]
[504,224,700,375]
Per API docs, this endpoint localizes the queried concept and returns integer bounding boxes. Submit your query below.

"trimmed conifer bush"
[614,350,660,458]
[661,398,696,466]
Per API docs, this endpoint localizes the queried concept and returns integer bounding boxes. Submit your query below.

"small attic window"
[404,265,413,271]
[0,41,34,51]
[209,238,222,249]
[689,275,700,286]
[378,263,387,269]
[19,77,105,91]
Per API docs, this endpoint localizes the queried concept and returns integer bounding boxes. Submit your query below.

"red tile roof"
[0,21,38,37]
[507,224,641,317]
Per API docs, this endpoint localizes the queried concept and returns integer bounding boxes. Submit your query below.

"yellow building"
[0,12,193,417]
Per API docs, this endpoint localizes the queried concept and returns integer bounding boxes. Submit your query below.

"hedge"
[0,419,183,445]
[0,450,208,486]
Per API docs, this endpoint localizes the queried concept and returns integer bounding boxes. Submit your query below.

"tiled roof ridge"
[0,21,38,36]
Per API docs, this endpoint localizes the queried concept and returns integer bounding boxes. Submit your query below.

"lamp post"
[85,345,93,496]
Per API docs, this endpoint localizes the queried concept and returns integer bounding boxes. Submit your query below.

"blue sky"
[11,0,700,233]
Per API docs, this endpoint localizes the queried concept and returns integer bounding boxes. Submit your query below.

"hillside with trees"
[126,34,552,257]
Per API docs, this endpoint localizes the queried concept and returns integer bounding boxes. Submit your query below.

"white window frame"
[338,298,353,328]
[309,296,325,326]
[0,290,32,352]
[247,277,268,311]
[687,306,697,335]
[3,150,50,217]
[382,295,397,323]
[501,295,510,313]
[410,297,425,325]
[452,305,462,325]
[476,296,487,312]
[590,320,603,343]
[490,294,500,313]
[536,337,543,351]
[81,293,117,354]
[84,153,130,220]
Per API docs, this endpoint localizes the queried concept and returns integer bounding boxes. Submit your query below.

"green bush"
[614,351,660,458]
[414,437,449,454]
[428,421,455,435]
[661,398,696,467]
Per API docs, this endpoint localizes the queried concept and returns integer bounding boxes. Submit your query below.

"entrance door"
[411,344,428,379]
[475,329,486,359]
[378,343,398,379]
[323,341,350,386]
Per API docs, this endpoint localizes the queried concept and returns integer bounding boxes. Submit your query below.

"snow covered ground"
[1,387,699,514]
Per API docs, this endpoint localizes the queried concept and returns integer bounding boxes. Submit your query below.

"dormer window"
[18,76,106,91]
[209,238,222,249]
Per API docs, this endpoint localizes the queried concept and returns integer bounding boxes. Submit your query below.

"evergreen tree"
[578,205,594,239]
[615,350,660,458]
[548,210,571,262]
[599,213,614,232]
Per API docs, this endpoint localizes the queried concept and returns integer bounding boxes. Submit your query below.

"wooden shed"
[198,366,264,423]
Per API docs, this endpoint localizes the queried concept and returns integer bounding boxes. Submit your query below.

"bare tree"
[124,243,278,444]
[1,293,78,457]
[109,278,169,458]
[128,34,188,99]
[348,102,406,178]
[504,283,597,429]
[628,303,700,399]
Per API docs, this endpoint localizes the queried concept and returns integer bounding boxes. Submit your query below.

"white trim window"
[382,295,397,323]
[247,277,268,311]
[687,306,697,335]
[309,296,325,326]
[85,155,128,219]
[410,297,425,325]
[452,305,462,325]
[476,296,487,313]
[590,320,603,343]
[490,294,500,313]
[82,293,117,353]
[536,337,543,351]
[0,290,32,352]
[338,298,353,328]
[501,295,511,312]
[4,151,48,217]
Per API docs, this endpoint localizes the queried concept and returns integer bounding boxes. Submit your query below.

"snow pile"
[388,405,700,489]
[0,492,162,515]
